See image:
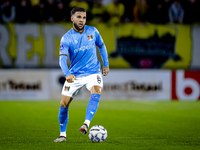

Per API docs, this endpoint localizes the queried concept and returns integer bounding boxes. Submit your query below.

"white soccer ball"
[88,125,107,143]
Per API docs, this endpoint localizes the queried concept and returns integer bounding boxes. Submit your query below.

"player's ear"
[71,16,73,22]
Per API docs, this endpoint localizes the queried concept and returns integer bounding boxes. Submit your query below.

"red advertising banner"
[172,71,200,100]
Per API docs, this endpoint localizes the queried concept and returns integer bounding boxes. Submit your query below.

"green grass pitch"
[0,100,200,150]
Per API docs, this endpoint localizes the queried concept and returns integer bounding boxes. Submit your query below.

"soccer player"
[54,7,109,142]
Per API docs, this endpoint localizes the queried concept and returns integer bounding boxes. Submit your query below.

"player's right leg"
[54,95,72,142]
[54,77,83,142]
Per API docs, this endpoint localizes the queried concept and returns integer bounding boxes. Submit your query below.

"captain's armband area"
[59,54,68,57]
[98,43,104,47]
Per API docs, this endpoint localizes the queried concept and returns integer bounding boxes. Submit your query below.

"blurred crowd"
[0,0,200,25]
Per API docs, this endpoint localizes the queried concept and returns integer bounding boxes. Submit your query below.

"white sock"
[60,132,66,137]
[84,120,91,128]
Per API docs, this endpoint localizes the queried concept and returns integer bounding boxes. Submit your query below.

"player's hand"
[102,66,109,76]
[66,75,76,83]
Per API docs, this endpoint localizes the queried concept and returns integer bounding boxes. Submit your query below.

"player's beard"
[73,22,84,31]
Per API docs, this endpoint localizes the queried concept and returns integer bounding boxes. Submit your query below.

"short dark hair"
[70,7,86,16]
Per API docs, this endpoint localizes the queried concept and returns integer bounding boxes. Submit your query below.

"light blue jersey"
[59,25,109,77]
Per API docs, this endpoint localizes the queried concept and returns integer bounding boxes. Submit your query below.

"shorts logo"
[97,75,101,84]
[64,86,70,91]
[87,35,93,41]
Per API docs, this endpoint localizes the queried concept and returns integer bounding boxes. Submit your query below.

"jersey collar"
[73,26,85,34]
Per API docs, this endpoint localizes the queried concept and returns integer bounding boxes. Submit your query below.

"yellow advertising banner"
[0,23,192,69]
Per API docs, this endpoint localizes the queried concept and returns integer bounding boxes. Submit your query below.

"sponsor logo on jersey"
[87,35,93,41]
[74,44,95,53]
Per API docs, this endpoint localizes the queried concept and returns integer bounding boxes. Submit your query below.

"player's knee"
[60,101,66,107]
[60,95,72,107]
[94,90,101,95]
[60,100,71,107]
[91,86,102,95]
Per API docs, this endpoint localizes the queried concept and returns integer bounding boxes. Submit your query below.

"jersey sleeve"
[94,27,109,67]
[94,27,104,47]
[59,36,70,56]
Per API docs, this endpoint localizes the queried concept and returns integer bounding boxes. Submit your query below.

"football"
[88,125,107,143]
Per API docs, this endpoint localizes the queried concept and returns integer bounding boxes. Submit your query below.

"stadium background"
[1,0,200,101]
[0,1,200,149]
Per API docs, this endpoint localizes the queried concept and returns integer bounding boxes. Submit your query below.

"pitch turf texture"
[0,100,200,150]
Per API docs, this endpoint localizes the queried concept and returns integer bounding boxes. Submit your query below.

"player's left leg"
[79,85,102,134]
[79,74,103,134]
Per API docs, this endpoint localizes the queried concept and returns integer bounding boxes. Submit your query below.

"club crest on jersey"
[87,35,93,41]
